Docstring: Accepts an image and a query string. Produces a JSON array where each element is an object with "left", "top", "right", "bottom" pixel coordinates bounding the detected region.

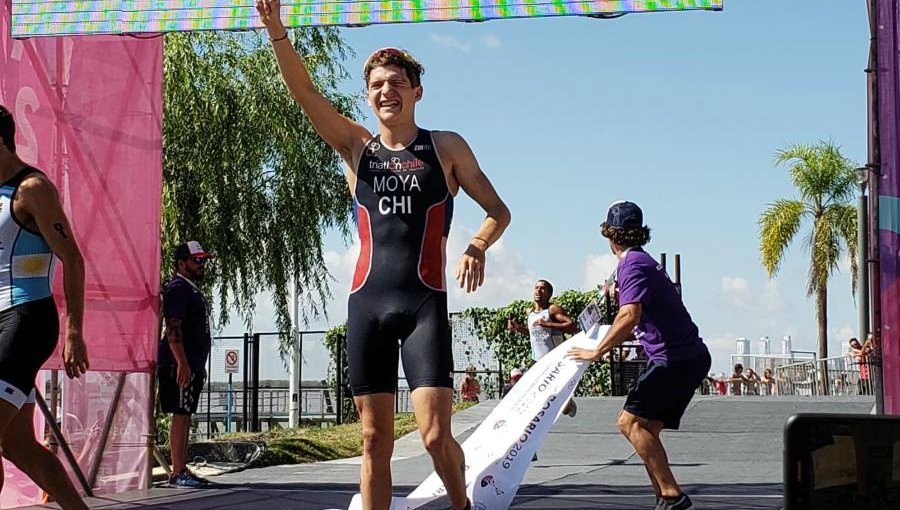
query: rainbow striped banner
[{"left": 11, "top": 1, "right": 722, "bottom": 37}]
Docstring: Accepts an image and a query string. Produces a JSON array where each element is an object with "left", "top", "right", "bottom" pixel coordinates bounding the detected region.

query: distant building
[{"left": 758, "top": 336, "right": 770, "bottom": 355}]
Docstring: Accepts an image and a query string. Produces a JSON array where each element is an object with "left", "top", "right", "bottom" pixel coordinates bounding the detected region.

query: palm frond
[
  {"left": 758, "top": 199, "right": 805, "bottom": 277},
  {"left": 817, "top": 140, "right": 859, "bottom": 206},
  {"left": 830, "top": 204, "right": 859, "bottom": 296},
  {"left": 775, "top": 143, "right": 819, "bottom": 202},
  {"left": 806, "top": 213, "right": 842, "bottom": 296}
]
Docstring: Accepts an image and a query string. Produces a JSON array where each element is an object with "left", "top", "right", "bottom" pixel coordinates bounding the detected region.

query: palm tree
[{"left": 758, "top": 141, "right": 858, "bottom": 373}]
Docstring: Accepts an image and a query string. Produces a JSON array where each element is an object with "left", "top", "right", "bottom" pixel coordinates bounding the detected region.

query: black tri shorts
[
  {"left": 623, "top": 349, "right": 712, "bottom": 430},
  {"left": 158, "top": 366, "right": 206, "bottom": 415},
  {"left": 0, "top": 297, "right": 59, "bottom": 409},
  {"left": 347, "top": 290, "right": 454, "bottom": 395}
]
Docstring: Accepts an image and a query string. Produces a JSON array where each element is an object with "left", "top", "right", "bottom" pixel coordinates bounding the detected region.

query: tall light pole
[
  {"left": 856, "top": 167, "right": 870, "bottom": 349},
  {"left": 856, "top": 165, "right": 883, "bottom": 412}
]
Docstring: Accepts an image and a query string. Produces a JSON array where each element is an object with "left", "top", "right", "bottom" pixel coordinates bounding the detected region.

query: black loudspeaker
[{"left": 784, "top": 413, "right": 900, "bottom": 510}]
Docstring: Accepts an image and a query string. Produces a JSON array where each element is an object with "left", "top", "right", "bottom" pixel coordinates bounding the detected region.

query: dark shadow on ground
[{"left": 40, "top": 482, "right": 783, "bottom": 510}]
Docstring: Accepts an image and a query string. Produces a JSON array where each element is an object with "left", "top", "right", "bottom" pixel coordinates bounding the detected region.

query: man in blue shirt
[
  {"left": 569, "top": 201, "right": 710, "bottom": 510},
  {"left": 158, "top": 241, "right": 212, "bottom": 488}
]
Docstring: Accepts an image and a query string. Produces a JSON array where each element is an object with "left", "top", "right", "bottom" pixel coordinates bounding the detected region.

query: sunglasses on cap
[{"left": 190, "top": 257, "right": 210, "bottom": 265}]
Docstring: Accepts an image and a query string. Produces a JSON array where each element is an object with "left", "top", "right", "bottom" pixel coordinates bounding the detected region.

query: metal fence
[
  {"left": 194, "top": 386, "right": 338, "bottom": 438},
  {"left": 775, "top": 355, "right": 876, "bottom": 397},
  {"left": 192, "top": 319, "right": 502, "bottom": 437}
]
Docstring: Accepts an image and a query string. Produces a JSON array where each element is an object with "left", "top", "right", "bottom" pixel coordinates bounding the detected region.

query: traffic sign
[{"left": 224, "top": 349, "right": 240, "bottom": 374}]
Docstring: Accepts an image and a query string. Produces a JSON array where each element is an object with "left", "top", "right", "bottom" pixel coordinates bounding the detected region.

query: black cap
[
  {"left": 174, "top": 240, "right": 211, "bottom": 261},
  {"left": 604, "top": 201, "right": 643, "bottom": 229}
]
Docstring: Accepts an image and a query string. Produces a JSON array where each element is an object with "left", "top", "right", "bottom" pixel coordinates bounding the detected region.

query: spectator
[
  {"left": 699, "top": 373, "right": 715, "bottom": 395},
  {"left": 158, "top": 241, "right": 213, "bottom": 488},
  {"left": 500, "top": 368, "right": 522, "bottom": 399},
  {"left": 743, "top": 368, "right": 761, "bottom": 395},
  {"left": 728, "top": 364, "right": 746, "bottom": 395},
  {"left": 459, "top": 366, "right": 481, "bottom": 404},
  {"left": 714, "top": 373, "right": 728, "bottom": 396},
  {"left": 847, "top": 337, "right": 872, "bottom": 395},
  {"left": 760, "top": 368, "right": 777, "bottom": 395}
]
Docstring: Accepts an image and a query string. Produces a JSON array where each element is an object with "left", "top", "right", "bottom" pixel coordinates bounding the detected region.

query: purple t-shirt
[{"left": 617, "top": 248, "right": 707, "bottom": 363}]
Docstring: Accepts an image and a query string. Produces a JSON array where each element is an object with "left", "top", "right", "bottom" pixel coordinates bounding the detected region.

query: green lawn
[{"left": 214, "top": 402, "right": 474, "bottom": 468}]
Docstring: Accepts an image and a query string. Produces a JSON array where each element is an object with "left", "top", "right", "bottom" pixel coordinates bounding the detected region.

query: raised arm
[
  {"left": 435, "top": 131, "right": 511, "bottom": 293},
  {"left": 256, "top": 0, "right": 370, "bottom": 161},
  {"left": 19, "top": 175, "right": 89, "bottom": 378}
]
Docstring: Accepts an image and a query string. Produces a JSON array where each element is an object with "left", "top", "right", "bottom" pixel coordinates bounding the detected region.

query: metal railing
[
  {"left": 773, "top": 354, "right": 875, "bottom": 396},
  {"left": 194, "top": 386, "right": 338, "bottom": 438}
]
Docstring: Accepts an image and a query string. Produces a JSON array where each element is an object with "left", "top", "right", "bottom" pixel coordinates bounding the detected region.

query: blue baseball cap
[{"left": 604, "top": 201, "right": 643, "bottom": 229}]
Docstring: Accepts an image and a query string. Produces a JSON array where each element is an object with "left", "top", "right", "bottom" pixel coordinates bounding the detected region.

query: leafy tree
[
  {"left": 462, "top": 288, "right": 612, "bottom": 397},
  {"left": 323, "top": 282, "right": 618, "bottom": 422},
  {"left": 162, "top": 28, "right": 360, "bottom": 357},
  {"left": 758, "top": 140, "right": 858, "bottom": 363},
  {"left": 323, "top": 324, "right": 357, "bottom": 422}
]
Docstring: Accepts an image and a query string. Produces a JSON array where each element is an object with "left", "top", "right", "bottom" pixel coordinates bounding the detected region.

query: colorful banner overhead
[{"left": 11, "top": 0, "right": 723, "bottom": 38}]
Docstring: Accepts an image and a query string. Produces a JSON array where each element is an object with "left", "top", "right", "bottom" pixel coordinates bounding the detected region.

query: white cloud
[
  {"left": 429, "top": 33, "right": 501, "bottom": 52},
  {"left": 582, "top": 253, "right": 618, "bottom": 290},
  {"left": 429, "top": 34, "right": 472, "bottom": 52},
  {"left": 446, "top": 224, "right": 536, "bottom": 311},
  {"left": 479, "top": 34, "right": 501, "bottom": 49},
  {"left": 720, "top": 276, "right": 785, "bottom": 313},
  {"left": 721, "top": 276, "right": 751, "bottom": 309}
]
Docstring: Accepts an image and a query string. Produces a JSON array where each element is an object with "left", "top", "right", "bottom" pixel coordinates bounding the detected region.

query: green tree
[
  {"left": 162, "top": 29, "right": 360, "bottom": 357},
  {"left": 462, "top": 286, "right": 615, "bottom": 397},
  {"left": 758, "top": 140, "right": 858, "bottom": 364}
]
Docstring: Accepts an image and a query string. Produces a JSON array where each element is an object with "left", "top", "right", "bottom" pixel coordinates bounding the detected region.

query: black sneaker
[
  {"left": 657, "top": 493, "right": 693, "bottom": 510},
  {"left": 184, "top": 468, "right": 210, "bottom": 485},
  {"left": 445, "top": 499, "right": 471, "bottom": 510}
]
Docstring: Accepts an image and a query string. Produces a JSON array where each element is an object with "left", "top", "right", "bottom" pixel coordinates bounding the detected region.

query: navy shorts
[
  {"left": 158, "top": 366, "right": 206, "bottom": 415},
  {"left": 0, "top": 298, "right": 59, "bottom": 409},
  {"left": 623, "top": 349, "right": 711, "bottom": 430},
  {"left": 347, "top": 291, "right": 454, "bottom": 395}
]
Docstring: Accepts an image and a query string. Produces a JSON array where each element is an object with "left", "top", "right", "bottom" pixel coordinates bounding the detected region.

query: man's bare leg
[
  {"left": 411, "top": 387, "right": 468, "bottom": 510},
  {"left": 1, "top": 402, "right": 88, "bottom": 510},
  {"left": 169, "top": 413, "right": 191, "bottom": 474},
  {"left": 355, "top": 393, "right": 396, "bottom": 510},
  {"left": 618, "top": 410, "right": 680, "bottom": 498}
]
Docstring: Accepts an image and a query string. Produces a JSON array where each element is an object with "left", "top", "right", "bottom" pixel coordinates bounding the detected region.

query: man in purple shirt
[{"left": 569, "top": 201, "right": 710, "bottom": 510}]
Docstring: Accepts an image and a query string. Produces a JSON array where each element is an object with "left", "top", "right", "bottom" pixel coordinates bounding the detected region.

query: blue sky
[{"left": 221, "top": 1, "right": 871, "bottom": 381}]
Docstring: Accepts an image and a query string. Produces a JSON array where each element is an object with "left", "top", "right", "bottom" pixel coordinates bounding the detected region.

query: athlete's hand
[
  {"left": 506, "top": 318, "right": 521, "bottom": 331},
  {"left": 456, "top": 243, "right": 486, "bottom": 293},
  {"left": 256, "top": 0, "right": 286, "bottom": 35},
  {"left": 567, "top": 346, "right": 602, "bottom": 363},
  {"left": 62, "top": 333, "right": 90, "bottom": 379},
  {"left": 176, "top": 363, "right": 193, "bottom": 388}
]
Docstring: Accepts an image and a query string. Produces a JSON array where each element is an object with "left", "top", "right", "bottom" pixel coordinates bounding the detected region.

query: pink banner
[
  {"left": 1, "top": 0, "right": 163, "bottom": 504},
  {"left": 1, "top": 1, "right": 163, "bottom": 373},
  {"left": 61, "top": 372, "right": 151, "bottom": 496}
]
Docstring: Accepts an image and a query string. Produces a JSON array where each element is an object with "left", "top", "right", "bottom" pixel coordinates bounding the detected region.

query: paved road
[{"left": 26, "top": 396, "right": 874, "bottom": 510}]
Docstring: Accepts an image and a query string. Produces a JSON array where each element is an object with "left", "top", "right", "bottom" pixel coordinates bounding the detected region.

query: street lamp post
[
  {"left": 856, "top": 167, "right": 869, "bottom": 351},
  {"left": 856, "top": 166, "right": 883, "bottom": 411}
]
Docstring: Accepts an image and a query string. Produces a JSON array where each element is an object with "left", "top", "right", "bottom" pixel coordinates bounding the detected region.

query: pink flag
[{"left": 2, "top": 0, "right": 163, "bottom": 503}]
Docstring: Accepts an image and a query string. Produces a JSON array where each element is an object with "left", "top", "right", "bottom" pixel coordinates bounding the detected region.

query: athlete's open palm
[
  {"left": 63, "top": 331, "right": 90, "bottom": 378},
  {"left": 255, "top": 0, "right": 283, "bottom": 27}
]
